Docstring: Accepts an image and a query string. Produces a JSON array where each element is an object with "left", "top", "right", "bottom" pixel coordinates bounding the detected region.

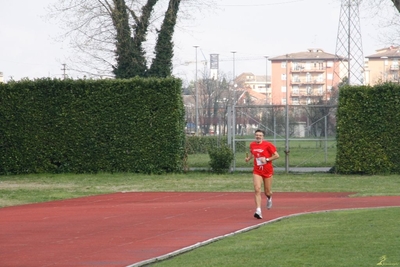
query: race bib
[{"left": 256, "top": 157, "right": 266, "bottom": 166}]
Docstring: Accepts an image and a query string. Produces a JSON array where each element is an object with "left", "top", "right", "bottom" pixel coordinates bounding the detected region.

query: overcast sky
[{"left": 0, "top": 0, "right": 398, "bottom": 82}]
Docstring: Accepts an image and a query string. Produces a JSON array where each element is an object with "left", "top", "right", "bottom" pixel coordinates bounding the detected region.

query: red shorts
[{"left": 253, "top": 165, "right": 273, "bottom": 179}]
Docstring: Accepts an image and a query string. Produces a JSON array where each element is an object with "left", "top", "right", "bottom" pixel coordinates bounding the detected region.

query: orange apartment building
[
  {"left": 364, "top": 46, "right": 400, "bottom": 85},
  {"left": 269, "top": 49, "right": 342, "bottom": 105}
]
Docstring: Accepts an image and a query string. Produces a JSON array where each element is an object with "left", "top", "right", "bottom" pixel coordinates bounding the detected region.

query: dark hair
[{"left": 255, "top": 129, "right": 265, "bottom": 135}]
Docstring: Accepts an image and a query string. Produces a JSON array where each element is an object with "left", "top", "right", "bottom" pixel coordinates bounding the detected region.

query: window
[
  {"left": 306, "top": 86, "right": 312, "bottom": 94},
  {"left": 292, "top": 86, "right": 299, "bottom": 94},
  {"left": 327, "top": 61, "right": 334, "bottom": 67},
  {"left": 282, "top": 98, "right": 287, "bottom": 105},
  {"left": 306, "top": 73, "right": 311, "bottom": 82},
  {"left": 392, "top": 59, "right": 399, "bottom": 70},
  {"left": 327, "top": 73, "right": 333, "bottom": 80},
  {"left": 281, "top": 62, "right": 287, "bottom": 68},
  {"left": 292, "top": 97, "right": 299, "bottom": 105},
  {"left": 281, "top": 86, "right": 287, "bottom": 92},
  {"left": 281, "top": 74, "right": 287, "bottom": 80},
  {"left": 318, "top": 86, "right": 323, "bottom": 94}
]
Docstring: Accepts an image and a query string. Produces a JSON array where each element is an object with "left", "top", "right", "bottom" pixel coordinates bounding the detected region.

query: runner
[{"left": 245, "top": 129, "right": 280, "bottom": 219}]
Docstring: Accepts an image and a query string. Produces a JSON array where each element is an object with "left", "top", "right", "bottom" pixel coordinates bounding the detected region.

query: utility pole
[
  {"left": 194, "top": 46, "right": 199, "bottom": 135},
  {"left": 334, "top": 0, "right": 364, "bottom": 85},
  {"left": 264, "top": 55, "right": 269, "bottom": 104},
  {"left": 61, "top": 64, "right": 67, "bottom": 79},
  {"left": 285, "top": 54, "right": 290, "bottom": 173}
]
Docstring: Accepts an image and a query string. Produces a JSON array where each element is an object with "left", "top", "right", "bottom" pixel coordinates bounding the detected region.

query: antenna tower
[{"left": 334, "top": 0, "right": 364, "bottom": 85}]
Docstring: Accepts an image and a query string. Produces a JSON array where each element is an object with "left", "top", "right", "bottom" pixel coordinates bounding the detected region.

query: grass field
[
  {"left": 188, "top": 139, "right": 337, "bottom": 168},
  {"left": 1, "top": 172, "right": 400, "bottom": 207},
  {"left": 1, "top": 171, "right": 399, "bottom": 266}
]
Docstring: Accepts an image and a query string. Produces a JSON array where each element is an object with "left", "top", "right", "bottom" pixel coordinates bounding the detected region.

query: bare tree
[{"left": 47, "top": 0, "right": 215, "bottom": 78}]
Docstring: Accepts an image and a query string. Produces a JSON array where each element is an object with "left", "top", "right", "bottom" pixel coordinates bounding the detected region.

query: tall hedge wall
[
  {"left": 0, "top": 77, "right": 185, "bottom": 174},
  {"left": 336, "top": 83, "right": 400, "bottom": 174}
]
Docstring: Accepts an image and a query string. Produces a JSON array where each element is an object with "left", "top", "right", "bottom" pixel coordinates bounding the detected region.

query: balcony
[
  {"left": 391, "top": 65, "right": 399, "bottom": 71},
  {"left": 291, "top": 90, "right": 300, "bottom": 96},
  {"left": 291, "top": 79, "right": 302, "bottom": 84},
  {"left": 291, "top": 66, "right": 326, "bottom": 73},
  {"left": 302, "top": 79, "right": 325, "bottom": 85}
]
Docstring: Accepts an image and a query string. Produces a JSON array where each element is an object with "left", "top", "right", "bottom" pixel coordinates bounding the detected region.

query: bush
[
  {"left": 208, "top": 145, "right": 234, "bottom": 174},
  {"left": 336, "top": 83, "right": 400, "bottom": 174},
  {"left": 0, "top": 78, "right": 185, "bottom": 175}
]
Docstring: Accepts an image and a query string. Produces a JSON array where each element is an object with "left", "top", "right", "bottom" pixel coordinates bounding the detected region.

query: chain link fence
[{"left": 185, "top": 105, "right": 337, "bottom": 171}]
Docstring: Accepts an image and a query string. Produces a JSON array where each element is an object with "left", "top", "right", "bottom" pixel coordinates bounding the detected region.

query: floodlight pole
[
  {"left": 285, "top": 55, "right": 290, "bottom": 173},
  {"left": 194, "top": 45, "right": 199, "bottom": 135}
]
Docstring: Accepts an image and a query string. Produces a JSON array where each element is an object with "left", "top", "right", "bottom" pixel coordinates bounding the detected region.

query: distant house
[
  {"left": 237, "top": 87, "right": 267, "bottom": 106},
  {"left": 235, "top": 72, "right": 270, "bottom": 96},
  {"left": 364, "top": 46, "right": 400, "bottom": 85}
]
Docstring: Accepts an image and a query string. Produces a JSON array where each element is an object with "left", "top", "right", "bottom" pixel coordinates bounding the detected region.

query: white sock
[{"left": 256, "top": 208, "right": 261, "bottom": 213}]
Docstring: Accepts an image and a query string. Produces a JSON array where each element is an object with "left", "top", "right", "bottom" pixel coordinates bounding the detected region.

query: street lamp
[
  {"left": 264, "top": 55, "right": 269, "bottom": 104},
  {"left": 285, "top": 54, "right": 290, "bottom": 173},
  {"left": 231, "top": 50, "right": 237, "bottom": 132},
  {"left": 194, "top": 45, "right": 199, "bottom": 135},
  {"left": 231, "top": 51, "right": 237, "bottom": 81}
]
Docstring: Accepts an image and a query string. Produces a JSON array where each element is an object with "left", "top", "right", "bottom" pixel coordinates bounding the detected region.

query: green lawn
[
  {"left": 1, "top": 172, "right": 400, "bottom": 207},
  {"left": 188, "top": 139, "right": 337, "bottom": 168},
  {"left": 153, "top": 208, "right": 400, "bottom": 267}
]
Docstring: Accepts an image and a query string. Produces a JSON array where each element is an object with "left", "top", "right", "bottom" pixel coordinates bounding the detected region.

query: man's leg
[
  {"left": 253, "top": 174, "right": 263, "bottom": 208},
  {"left": 264, "top": 176, "right": 273, "bottom": 209},
  {"left": 253, "top": 174, "right": 263, "bottom": 219},
  {"left": 263, "top": 176, "right": 273, "bottom": 198}
]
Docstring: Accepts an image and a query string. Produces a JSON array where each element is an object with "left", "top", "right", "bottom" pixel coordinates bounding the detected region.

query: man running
[{"left": 245, "top": 129, "right": 280, "bottom": 219}]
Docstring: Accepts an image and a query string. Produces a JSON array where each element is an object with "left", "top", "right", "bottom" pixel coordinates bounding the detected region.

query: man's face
[{"left": 255, "top": 132, "right": 263, "bottom": 143}]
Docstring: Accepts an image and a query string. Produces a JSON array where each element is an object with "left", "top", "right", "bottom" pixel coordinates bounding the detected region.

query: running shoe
[
  {"left": 267, "top": 197, "right": 272, "bottom": 209},
  {"left": 254, "top": 210, "right": 262, "bottom": 219}
]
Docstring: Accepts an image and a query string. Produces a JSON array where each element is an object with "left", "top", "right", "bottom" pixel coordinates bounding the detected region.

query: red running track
[{"left": 1, "top": 192, "right": 400, "bottom": 267}]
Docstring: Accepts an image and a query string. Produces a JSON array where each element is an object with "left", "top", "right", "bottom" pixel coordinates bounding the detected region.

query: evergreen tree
[
  {"left": 147, "top": 0, "right": 181, "bottom": 78},
  {"left": 111, "top": 0, "right": 136, "bottom": 79},
  {"left": 112, "top": 0, "right": 159, "bottom": 78}
]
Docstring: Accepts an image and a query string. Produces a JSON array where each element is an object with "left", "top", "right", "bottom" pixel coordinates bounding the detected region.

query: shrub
[{"left": 208, "top": 145, "right": 234, "bottom": 174}]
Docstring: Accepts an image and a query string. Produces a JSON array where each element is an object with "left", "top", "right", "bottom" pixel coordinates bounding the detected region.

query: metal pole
[
  {"left": 264, "top": 55, "right": 269, "bottom": 104},
  {"left": 347, "top": 0, "right": 351, "bottom": 85},
  {"left": 194, "top": 45, "right": 199, "bottom": 135},
  {"left": 265, "top": 55, "right": 269, "bottom": 134},
  {"left": 325, "top": 115, "right": 328, "bottom": 163},
  {"left": 231, "top": 51, "right": 237, "bottom": 170},
  {"left": 285, "top": 55, "right": 290, "bottom": 173}
]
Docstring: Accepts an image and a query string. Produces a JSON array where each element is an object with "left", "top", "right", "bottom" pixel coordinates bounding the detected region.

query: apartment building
[
  {"left": 364, "top": 46, "right": 400, "bottom": 85},
  {"left": 0, "top": 72, "right": 3, "bottom": 83},
  {"left": 269, "top": 49, "right": 341, "bottom": 105}
]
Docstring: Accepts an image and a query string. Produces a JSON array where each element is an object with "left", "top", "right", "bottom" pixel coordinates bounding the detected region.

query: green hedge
[
  {"left": 336, "top": 83, "right": 400, "bottom": 174},
  {"left": 0, "top": 77, "right": 185, "bottom": 174}
]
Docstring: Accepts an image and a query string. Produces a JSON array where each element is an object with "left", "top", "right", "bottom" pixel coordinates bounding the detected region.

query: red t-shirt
[{"left": 249, "top": 140, "right": 277, "bottom": 176}]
